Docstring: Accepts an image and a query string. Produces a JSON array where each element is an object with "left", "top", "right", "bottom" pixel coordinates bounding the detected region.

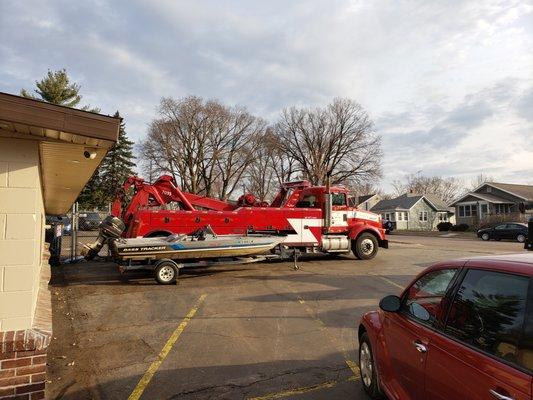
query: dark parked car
[
  {"left": 477, "top": 222, "right": 528, "bottom": 243},
  {"left": 45, "top": 215, "right": 72, "bottom": 235},
  {"left": 358, "top": 253, "right": 533, "bottom": 400},
  {"left": 79, "top": 212, "right": 102, "bottom": 230}
]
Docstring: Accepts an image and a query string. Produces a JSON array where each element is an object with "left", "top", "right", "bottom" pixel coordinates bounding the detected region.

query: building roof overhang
[
  {"left": 0, "top": 92, "right": 120, "bottom": 215},
  {"left": 449, "top": 192, "right": 514, "bottom": 206}
]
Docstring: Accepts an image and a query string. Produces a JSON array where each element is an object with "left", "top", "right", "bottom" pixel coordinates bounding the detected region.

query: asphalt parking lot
[{"left": 46, "top": 235, "right": 525, "bottom": 400}]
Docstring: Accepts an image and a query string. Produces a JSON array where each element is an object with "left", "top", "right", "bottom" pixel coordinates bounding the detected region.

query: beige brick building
[{"left": 0, "top": 92, "right": 119, "bottom": 398}]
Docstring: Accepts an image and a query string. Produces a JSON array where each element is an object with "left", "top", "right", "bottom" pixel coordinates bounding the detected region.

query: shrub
[
  {"left": 437, "top": 222, "right": 453, "bottom": 231},
  {"left": 450, "top": 223, "right": 469, "bottom": 232}
]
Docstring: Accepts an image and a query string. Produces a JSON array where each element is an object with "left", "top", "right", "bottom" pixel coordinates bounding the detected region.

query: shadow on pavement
[{"left": 48, "top": 352, "right": 365, "bottom": 400}]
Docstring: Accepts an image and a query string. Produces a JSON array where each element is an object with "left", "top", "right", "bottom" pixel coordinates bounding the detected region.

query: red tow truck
[{"left": 111, "top": 175, "right": 388, "bottom": 260}]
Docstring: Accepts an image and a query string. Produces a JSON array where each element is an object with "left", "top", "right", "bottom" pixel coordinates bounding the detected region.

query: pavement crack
[{"left": 166, "top": 364, "right": 351, "bottom": 399}]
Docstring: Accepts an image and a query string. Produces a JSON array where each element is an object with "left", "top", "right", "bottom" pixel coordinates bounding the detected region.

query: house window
[
  {"left": 438, "top": 213, "right": 448, "bottom": 222},
  {"left": 459, "top": 204, "right": 479, "bottom": 217},
  {"left": 397, "top": 212, "right": 403, "bottom": 221},
  {"left": 404, "top": 212, "right": 409, "bottom": 221},
  {"left": 481, "top": 204, "right": 488, "bottom": 214},
  {"left": 495, "top": 204, "right": 511, "bottom": 214},
  {"left": 419, "top": 211, "right": 428, "bottom": 222}
]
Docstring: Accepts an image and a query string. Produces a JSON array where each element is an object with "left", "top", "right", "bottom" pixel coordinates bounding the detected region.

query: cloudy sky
[{"left": 1, "top": 0, "right": 532, "bottom": 191}]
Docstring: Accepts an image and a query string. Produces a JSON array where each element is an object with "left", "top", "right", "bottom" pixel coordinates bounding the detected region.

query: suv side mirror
[{"left": 379, "top": 295, "right": 401, "bottom": 312}]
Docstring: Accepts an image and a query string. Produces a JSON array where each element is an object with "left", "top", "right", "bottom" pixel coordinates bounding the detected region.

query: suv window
[
  {"left": 508, "top": 224, "right": 523, "bottom": 230},
  {"left": 402, "top": 269, "right": 458, "bottom": 327},
  {"left": 445, "top": 270, "right": 529, "bottom": 367},
  {"left": 518, "top": 287, "right": 533, "bottom": 372}
]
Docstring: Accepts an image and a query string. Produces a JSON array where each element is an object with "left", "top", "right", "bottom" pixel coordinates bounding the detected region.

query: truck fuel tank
[{"left": 321, "top": 235, "right": 350, "bottom": 252}]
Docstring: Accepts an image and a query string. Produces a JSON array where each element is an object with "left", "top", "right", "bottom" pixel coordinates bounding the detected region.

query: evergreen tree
[
  {"left": 76, "top": 169, "right": 104, "bottom": 210},
  {"left": 99, "top": 112, "right": 136, "bottom": 203},
  {"left": 21, "top": 69, "right": 99, "bottom": 112},
  {"left": 77, "top": 112, "right": 135, "bottom": 209}
]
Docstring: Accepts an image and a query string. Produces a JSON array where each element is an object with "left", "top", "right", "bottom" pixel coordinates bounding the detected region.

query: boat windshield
[{"left": 165, "top": 234, "right": 187, "bottom": 242}]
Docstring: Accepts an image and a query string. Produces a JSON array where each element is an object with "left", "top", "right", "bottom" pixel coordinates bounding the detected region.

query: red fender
[{"left": 348, "top": 225, "right": 386, "bottom": 242}]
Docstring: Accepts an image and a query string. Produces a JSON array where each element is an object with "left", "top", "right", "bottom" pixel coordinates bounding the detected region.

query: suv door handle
[
  {"left": 412, "top": 340, "right": 427, "bottom": 353},
  {"left": 489, "top": 389, "right": 514, "bottom": 400}
]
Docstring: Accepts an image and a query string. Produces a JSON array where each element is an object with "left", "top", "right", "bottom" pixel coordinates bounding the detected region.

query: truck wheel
[
  {"left": 154, "top": 261, "right": 178, "bottom": 284},
  {"left": 353, "top": 233, "right": 378, "bottom": 260}
]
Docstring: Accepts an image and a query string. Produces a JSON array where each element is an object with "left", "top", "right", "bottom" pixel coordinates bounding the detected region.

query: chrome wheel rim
[
  {"left": 158, "top": 266, "right": 175, "bottom": 282},
  {"left": 482, "top": 233, "right": 489, "bottom": 241},
  {"left": 517, "top": 234, "right": 525, "bottom": 243},
  {"left": 360, "top": 239, "right": 374, "bottom": 255},
  {"left": 360, "top": 342, "right": 373, "bottom": 387}
]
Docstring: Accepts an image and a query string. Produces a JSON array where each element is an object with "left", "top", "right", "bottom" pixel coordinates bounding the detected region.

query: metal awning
[{"left": 0, "top": 92, "right": 120, "bottom": 215}]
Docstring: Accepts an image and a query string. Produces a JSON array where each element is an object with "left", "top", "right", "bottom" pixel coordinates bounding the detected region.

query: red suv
[{"left": 358, "top": 253, "right": 533, "bottom": 400}]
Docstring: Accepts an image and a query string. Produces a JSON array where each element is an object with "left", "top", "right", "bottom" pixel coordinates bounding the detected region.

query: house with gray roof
[
  {"left": 450, "top": 182, "right": 533, "bottom": 227},
  {"left": 371, "top": 193, "right": 453, "bottom": 231},
  {"left": 355, "top": 194, "right": 382, "bottom": 211}
]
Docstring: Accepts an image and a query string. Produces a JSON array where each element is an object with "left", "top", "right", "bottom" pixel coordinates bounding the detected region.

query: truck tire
[
  {"left": 154, "top": 260, "right": 178, "bottom": 284},
  {"left": 353, "top": 233, "right": 378, "bottom": 260}
]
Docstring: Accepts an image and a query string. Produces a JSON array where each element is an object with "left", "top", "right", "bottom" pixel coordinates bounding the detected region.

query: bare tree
[
  {"left": 392, "top": 174, "right": 462, "bottom": 204},
  {"left": 350, "top": 182, "right": 385, "bottom": 198},
  {"left": 212, "top": 106, "right": 265, "bottom": 200},
  {"left": 139, "top": 96, "right": 264, "bottom": 200},
  {"left": 245, "top": 128, "right": 299, "bottom": 201},
  {"left": 275, "top": 98, "right": 382, "bottom": 186},
  {"left": 468, "top": 173, "right": 495, "bottom": 191}
]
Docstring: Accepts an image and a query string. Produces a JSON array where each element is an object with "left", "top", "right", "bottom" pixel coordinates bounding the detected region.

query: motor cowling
[{"left": 83, "top": 216, "right": 126, "bottom": 260}]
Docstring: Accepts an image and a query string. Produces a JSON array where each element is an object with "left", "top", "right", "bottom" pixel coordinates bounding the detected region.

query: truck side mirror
[{"left": 379, "top": 295, "right": 401, "bottom": 312}]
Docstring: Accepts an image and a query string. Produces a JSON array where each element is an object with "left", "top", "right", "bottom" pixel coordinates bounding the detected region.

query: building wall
[
  {"left": 359, "top": 195, "right": 381, "bottom": 211},
  {"left": 408, "top": 199, "right": 450, "bottom": 231},
  {"left": 0, "top": 137, "right": 44, "bottom": 331}
]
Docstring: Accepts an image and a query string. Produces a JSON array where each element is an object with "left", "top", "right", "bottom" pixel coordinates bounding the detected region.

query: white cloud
[{"left": 0, "top": 0, "right": 532, "bottom": 190}]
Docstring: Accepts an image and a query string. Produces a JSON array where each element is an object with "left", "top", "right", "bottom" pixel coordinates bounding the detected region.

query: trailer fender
[{"left": 349, "top": 226, "right": 388, "bottom": 249}]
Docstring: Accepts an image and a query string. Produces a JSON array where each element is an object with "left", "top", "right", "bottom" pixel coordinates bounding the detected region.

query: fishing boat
[
  {"left": 83, "top": 216, "right": 286, "bottom": 284},
  {"left": 109, "top": 230, "right": 285, "bottom": 261}
]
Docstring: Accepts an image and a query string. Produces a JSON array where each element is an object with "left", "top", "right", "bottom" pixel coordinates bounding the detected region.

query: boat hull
[{"left": 110, "top": 234, "right": 284, "bottom": 261}]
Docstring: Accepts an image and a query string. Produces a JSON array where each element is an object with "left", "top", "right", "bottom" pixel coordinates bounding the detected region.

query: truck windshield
[
  {"left": 331, "top": 193, "right": 346, "bottom": 206},
  {"left": 296, "top": 195, "right": 317, "bottom": 208}
]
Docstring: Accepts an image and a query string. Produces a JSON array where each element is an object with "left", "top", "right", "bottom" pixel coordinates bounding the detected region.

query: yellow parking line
[
  {"left": 376, "top": 275, "right": 404, "bottom": 290},
  {"left": 247, "top": 375, "right": 358, "bottom": 400},
  {"left": 128, "top": 294, "right": 207, "bottom": 400}
]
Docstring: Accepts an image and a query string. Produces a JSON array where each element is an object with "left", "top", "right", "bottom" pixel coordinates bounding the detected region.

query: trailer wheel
[
  {"left": 154, "top": 260, "right": 178, "bottom": 284},
  {"left": 353, "top": 233, "right": 378, "bottom": 260}
]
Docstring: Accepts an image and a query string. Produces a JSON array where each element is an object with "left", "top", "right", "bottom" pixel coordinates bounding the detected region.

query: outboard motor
[
  {"left": 83, "top": 216, "right": 126, "bottom": 260},
  {"left": 526, "top": 217, "right": 533, "bottom": 251}
]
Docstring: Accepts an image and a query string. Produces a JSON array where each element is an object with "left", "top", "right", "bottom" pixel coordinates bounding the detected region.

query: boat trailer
[{"left": 83, "top": 216, "right": 288, "bottom": 284}]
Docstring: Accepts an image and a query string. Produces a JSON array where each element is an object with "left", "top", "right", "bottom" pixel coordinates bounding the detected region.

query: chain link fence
[{"left": 50, "top": 203, "right": 112, "bottom": 262}]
